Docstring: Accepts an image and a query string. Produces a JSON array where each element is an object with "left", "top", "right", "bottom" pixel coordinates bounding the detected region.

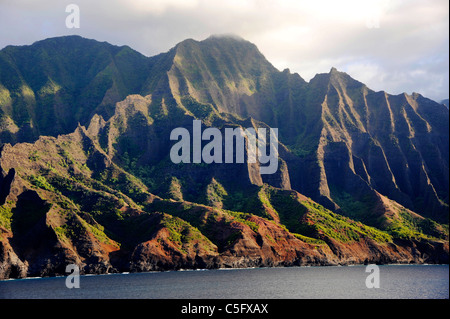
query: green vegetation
[
  {"left": 28, "top": 150, "right": 40, "bottom": 162},
  {"left": 330, "top": 187, "right": 448, "bottom": 241},
  {"left": 161, "top": 214, "right": 196, "bottom": 245},
  {"left": 205, "top": 178, "right": 227, "bottom": 207},
  {"left": 161, "top": 214, "right": 185, "bottom": 245},
  {"left": 181, "top": 96, "right": 219, "bottom": 124},
  {"left": 54, "top": 214, "right": 119, "bottom": 248},
  {"left": 0, "top": 205, "right": 12, "bottom": 230},
  {"left": 329, "top": 187, "right": 380, "bottom": 226},
  {"left": 146, "top": 200, "right": 257, "bottom": 251},
  {"left": 53, "top": 225, "right": 70, "bottom": 243},
  {"left": 290, "top": 148, "right": 313, "bottom": 158},
  {"left": 95, "top": 166, "right": 149, "bottom": 204},
  {"left": 28, "top": 175, "right": 56, "bottom": 192},
  {"left": 225, "top": 210, "right": 259, "bottom": 233},
  {"left": 237, "top": 186, "right": 277, "bottom": 220},
  {"left": 224, "top": 190, "right": 247, "bottom": 212},
  {"left": 265, "top": 188, "right": 309, "bottom": 234},
  {"left": 168, "top": 177, "right": 184, "bottom": 201},
  {"left": 301, "top": 200, "right": 392, "bottom": 243},
  {"left": 160, "top": 213, "right": 216, "bottom": 253},
  {"left": 386, "top": 208, "right": 448, "bottom": 240},
  {"left": 263, "top": 186, "right": 392, "bottom": 243},
  {"left": 293, "top": 233, "right": 326, "bottom": 245}
]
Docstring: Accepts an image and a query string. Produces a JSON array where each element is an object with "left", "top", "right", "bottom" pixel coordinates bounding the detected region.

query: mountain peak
[
  {"left": 175, "top": 34, "right": 260, "bottom": 54},
  {"left": 325, "top": 67, "right": 366, "bottom": 89},
  {"left": 172, "top": 34, "right": 275, "bottom": 73},
  {"left": 328, "top": 67, "right": 350, "bottom": 79},
  {"left": 310, "top": 66, "right": 359, "bottom": 87},
  {"left": 168, "top": 34, "right": 278, "bottom": 115},
  {"left": 206, "top": 33, "right": 246, "bottom": 42},
  {"left": 31, "top": 35, "right": 111, "bottom": 49}
]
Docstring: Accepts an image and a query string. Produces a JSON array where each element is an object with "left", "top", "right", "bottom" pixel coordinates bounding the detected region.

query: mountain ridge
[{"left": 0, "top": 35, "right": 448, "bottom": 279}]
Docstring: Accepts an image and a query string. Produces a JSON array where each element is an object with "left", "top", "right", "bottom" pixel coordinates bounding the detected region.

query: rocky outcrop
[{"left": 0, "top": 191, "right": 447, "bottom": 279}]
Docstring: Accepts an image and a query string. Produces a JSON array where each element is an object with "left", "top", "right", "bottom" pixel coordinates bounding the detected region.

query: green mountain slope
[
  {"left": 0, "top": 36, "right": 151, "bottom": 142},
  {"left": 0, "top": 35, "right": 448, "bottom": 278}
]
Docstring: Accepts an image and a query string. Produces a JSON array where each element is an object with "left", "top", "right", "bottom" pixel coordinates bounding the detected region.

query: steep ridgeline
[
  {"left": 0, "top": 35, "right": 448, "bottom": 278},
  {"left": 0, "top": 36, "right": 152, "bottom": 142},
  {"left": 0, "top": 101, "right": 447, "bottom": 278},
  {"left": 162, "top": 37, "right": 449, "bottom": 225}
]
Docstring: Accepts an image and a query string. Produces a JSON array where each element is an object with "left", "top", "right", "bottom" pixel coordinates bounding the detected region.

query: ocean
[{"left": 0, "top": 264, "right": 448, "bottom": 299}]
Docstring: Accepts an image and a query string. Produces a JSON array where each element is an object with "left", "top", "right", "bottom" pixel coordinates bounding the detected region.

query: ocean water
[{"left": 0, "top": 265, "right": 448, "bottom": 299}]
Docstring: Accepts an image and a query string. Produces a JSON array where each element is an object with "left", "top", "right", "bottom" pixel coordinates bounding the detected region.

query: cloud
[
  {"left": 0, "top": 0, "right": 448, "bottom": 101},
  {"left": 121, "top": 0, "right": 200, "bottom": 15}
]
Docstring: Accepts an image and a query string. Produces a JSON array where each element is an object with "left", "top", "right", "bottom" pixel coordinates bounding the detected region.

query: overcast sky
[{"left": 0, "top": 0, "right": 448, "bottom": 102}]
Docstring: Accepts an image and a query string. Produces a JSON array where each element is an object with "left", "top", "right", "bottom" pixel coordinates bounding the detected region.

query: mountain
[
  {"left": 0, "top": 36, "right": 448, "bottom": 279},
  {"left": 0, "top": 36, "right": 151, "bottom": 143},
  {"left": 441, "top": 99, "right": 449, "bottom": 109}
]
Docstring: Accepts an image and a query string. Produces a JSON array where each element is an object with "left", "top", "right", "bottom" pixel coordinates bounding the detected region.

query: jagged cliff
[{"left": 0, "top": 36, "right": 448, "bottom": 279}]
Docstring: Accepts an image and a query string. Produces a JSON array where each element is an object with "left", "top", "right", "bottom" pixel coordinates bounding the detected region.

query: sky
[{"left": 0, "top": 0, "right": 448, "bottom": 102}]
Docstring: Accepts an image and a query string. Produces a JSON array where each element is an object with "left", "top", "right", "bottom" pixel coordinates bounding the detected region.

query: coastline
[{"left": 1, "top": 258, "right": 449, "bottom": 281}]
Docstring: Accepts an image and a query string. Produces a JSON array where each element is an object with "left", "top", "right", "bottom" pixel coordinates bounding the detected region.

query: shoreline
[{"left": 2, "top": 261, "right": 448, "bottom": 282}]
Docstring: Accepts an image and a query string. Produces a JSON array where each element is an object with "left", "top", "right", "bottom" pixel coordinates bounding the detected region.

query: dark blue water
[{"left": 0, "top": 265, "right": 448, "bottom": 299}]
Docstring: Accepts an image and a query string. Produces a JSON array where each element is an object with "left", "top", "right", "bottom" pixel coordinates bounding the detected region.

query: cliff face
[
  {"left": 164, "top": 40, "right": 449, "bottom": 224},
  {"left": 0, "top": 36, "right": 448, "bottom": 279}
]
